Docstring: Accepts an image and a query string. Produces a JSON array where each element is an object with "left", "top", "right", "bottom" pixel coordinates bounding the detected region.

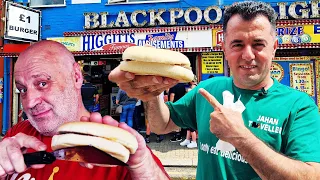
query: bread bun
[
  {"left": 51, "top": 122, "right": 138, "bottom": 163},
  {"left": 120, "top": 46, "right": 194, "bottom": 82},
  {"left": 52, "top": 133, "right": 130, "bottom": 163}
]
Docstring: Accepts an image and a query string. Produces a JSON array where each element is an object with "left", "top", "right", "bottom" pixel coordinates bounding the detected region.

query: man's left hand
[
  {"left": 199, "top": 88, "right": 249, "bottom": 144},
  {"left": 79, "top": 113, "right": 148, "bottom": 168}
]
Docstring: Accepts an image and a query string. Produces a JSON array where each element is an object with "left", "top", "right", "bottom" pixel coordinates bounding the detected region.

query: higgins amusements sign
[{"left": 84, "top": 1, "right": 320, "bottom": 29}]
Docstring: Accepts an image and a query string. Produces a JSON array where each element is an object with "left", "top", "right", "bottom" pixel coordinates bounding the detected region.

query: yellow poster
[
  {"left": 47, "top": 37, "right": 81, "bottom": 51},
  {"left": 270, "top": 62, "right": 284, "bottom": 81},
  {"left": 201, "top": 52, "right": 224, "bottom": 74},
  {"left": 290, "top": 63, "right": 314, "bottom": 96},
  {"left": 212, "top": 29, "right": 223, "bottom": 47},
  {"left": 313, "top": 57, "right": 320, "bottom": 109}
]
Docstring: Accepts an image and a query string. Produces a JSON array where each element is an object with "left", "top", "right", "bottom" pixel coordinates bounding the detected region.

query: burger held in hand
[
  {"left": 120, "top": 46, "right": 194, "bottom": 82},
  {"left": 51, "top": 122, "right": 138, "bottom": 165}
]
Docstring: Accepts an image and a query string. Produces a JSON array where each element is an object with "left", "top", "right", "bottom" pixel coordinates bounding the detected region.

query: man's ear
[
  {"left": 221, "top": 40, "right": 225, "bottom": 51},
  {"left": 73, "top": 62, "right": 83, "bottom": 89},
  {"left": 273, "top": 38, "right": 278, "bottom": 57},
  {"left": 221, "top": 41, "right": 228, "bottom": 63}
]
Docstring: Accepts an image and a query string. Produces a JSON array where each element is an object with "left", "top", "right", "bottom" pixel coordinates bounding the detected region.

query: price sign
[
  {"left": 5, "top": 2, "right": 41, "bottom": 42},
  {"left": 290, "top": 63, "right": 314, "bottom": 96}
]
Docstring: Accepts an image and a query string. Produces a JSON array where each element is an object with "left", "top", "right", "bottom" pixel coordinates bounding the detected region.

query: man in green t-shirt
[{"left": 109, "top": 1, "right": 320, "bottom": 179}]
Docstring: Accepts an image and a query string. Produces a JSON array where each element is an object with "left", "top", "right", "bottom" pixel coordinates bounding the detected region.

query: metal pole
[{"left": 2, "top": 57, "right": 10, "bottom": 135}]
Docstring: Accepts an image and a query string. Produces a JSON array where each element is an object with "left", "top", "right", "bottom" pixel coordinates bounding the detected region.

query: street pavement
[{"left": 146, "top": 133, "right": 198, "bottom": 179}]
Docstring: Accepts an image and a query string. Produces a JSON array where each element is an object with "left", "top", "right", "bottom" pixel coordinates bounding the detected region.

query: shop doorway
[{"left": 77, "top": 57, "right": 121, "bottom": 117}]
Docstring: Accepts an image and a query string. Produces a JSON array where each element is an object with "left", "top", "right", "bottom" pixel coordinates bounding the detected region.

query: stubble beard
[
  {"left": 30, "top": 87, "right": 80, "bottom": 136},
  {"left": 235, "top": 67, "right": 270, "bottom": 89}
]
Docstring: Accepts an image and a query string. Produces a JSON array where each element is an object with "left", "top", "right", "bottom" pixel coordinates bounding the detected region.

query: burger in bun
[
  {"left": 51, "top": 122, "right": 138, "bottom": 165},
  {"left": 120, "top": 46, "right": 194, "bottom": 82}
]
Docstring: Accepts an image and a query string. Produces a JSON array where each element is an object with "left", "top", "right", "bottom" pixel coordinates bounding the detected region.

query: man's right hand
[
  {"left": 108, "top": 66, "right": 178, "bottom": 102},
  {"left": 0, "top": 133, "right": 47, "bottom": 179}
]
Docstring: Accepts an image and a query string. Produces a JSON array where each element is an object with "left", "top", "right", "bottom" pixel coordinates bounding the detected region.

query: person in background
[
  {"left": 133, "top": 99, "right": 143, "bottom": 132},
  {"left": 81, "top": 75, "right": 99, "bottom": 112},
  {"left": 116, "top": 89, "right": 137, "bottom": 128},
  {"left": 169, "top": 83, "right": 186, "bottom": 142},
  {"left": 180, "top": 79, "right": 198, "bottom": 148},
  {"left": 0, "top": 40, "right": 169, "bottom": 180}
]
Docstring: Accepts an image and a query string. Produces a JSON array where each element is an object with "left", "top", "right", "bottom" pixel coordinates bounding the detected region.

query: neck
[
  {"left": 235, "top": 77, "right": 274, "bottom": 91},
  {"left": 77, "top": 93, "right": 91, "bottom": 120}
]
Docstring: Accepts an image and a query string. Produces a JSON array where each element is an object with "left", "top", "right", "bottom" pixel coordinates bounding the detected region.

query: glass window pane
[{"left": 31, "top": 0, "right": 64, "bottom": 6}]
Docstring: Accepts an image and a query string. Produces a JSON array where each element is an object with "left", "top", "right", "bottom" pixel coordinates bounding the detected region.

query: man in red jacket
[{"left": 0, "top": 40, "right": 169, "bottom": 180}]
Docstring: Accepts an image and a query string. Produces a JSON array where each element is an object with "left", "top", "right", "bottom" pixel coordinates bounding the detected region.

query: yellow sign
[
  {"left": 277, "top": 25, "right": 320, "bottom": 44},
  {"left": 47, "top": 37, "right": 81, "bottom": 51},
  {"left": 201, "top": 52, "right": 224, "bottom": 74},
  {"left": 290, "top": 63, "right": 314, "bottom": 96},
  {"left": 270, "top": 62, "right": 284, "bottom": 81},
  {"left": 212, "top": 29, "right": 223, "bottom": 47},
  {"left": 313, "top": 57, "right": 320, "bottom": 109},
  {"left": 273, "top": 56, "right": 310, "bottom": 61}
]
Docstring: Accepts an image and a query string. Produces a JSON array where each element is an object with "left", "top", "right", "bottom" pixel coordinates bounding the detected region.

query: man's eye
[
  {"left": 39, "top": 82, "right": 47, "bottom": 87},
  {"left": 254, "top": 43, "right": 265, "bottom": 47},
  {"left": 232, "top": 44, "right": 243, "bottom": 47},
  {"left": 19, "top": 88, "right": 27, "bottom": 93}
]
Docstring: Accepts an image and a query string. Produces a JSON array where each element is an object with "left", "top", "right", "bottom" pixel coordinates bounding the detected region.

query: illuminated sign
[
  {"left": 84, "top": 1, "right": 320, "bottom": 29},
  {"left": 80, "top": 30, "right": 212, "bottom": 51},
  {"left": 137, "top": 32, "right": 184, "bottom": 48}
]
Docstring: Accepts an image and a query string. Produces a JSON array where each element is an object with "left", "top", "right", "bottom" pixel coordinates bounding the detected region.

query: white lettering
[
  {"left": 200, "top": 142, "right": 209, "bottom": 154},
  {"left": 84, "top": 2, "right": 320, "bottom": 29}
]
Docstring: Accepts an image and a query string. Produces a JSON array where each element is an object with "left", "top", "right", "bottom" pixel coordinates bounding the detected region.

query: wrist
[{"left": 232, "top": 129, "right": 257, "bottom": 149}]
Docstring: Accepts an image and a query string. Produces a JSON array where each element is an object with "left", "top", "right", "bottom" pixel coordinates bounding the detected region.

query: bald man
[{"left": 0, "top": 40, "right": 169, "bottom": 180}]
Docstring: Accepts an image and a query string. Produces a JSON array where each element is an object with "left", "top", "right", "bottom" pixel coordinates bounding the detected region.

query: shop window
[
  {"left": 108, "top": 0, "right": 178, "bottom": 5},
  {"left": 30, "top": 0, "right": 66, "bottom": 7}
]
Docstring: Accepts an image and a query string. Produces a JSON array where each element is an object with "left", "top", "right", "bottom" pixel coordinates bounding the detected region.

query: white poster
[
  {"left": 5, "top": 2, "right": 40, "bottom": 42},
  {"left": 72, "top": 0, "right": 101, "bottom": 4}
]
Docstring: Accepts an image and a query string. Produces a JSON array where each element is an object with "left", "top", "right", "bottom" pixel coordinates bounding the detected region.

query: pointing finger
[{"left": 199, "top": 88, "right": 222, "bottom": 110}]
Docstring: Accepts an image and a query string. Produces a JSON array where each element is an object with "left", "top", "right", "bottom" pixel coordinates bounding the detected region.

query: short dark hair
[
  {"left": 84, "top": 75, "right": 91, "bottom": 82},
  {"left": 223, "top": 1, "right": 277, "bottom": 34}
]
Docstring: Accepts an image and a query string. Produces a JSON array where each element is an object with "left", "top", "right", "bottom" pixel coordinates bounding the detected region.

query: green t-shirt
[{"left": 167, "top": 76, "right": 320, "bottom": 180}]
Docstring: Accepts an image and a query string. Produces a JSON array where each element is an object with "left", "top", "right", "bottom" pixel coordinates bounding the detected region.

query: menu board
[
  {"left": 290, "top": 63, "right": 314, "bottom": 96},
  {"left": 201, "top": 52, "right": 224, "bottom": 74}
]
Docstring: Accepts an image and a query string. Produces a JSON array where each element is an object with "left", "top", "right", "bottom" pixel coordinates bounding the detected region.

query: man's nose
[
  {"left": 242, "top": 46, "right": 255, "bottom": 61},
  {"left": 24, "top": 89, "right": 42, "bottom": 109}
]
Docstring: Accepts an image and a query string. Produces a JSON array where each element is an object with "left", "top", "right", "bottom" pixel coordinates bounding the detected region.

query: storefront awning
[
  {"left": 0, "top": 47, "right": 221, "bottom": 57},
  {"left": 63, "top": 25, "right": 220, "bottom": 37}
]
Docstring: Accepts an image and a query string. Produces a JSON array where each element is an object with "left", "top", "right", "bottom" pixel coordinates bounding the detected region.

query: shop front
[{"left": 48, "top": 25, "right": 213, "bottom": 116}]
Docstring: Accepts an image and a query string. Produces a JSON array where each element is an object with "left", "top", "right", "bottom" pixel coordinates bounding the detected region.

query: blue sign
[{"left": 137, "top": 32, "right": 184, "bottom": 49}]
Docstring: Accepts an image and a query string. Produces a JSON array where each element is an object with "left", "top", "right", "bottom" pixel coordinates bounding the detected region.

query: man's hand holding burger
[
  {"left": 108, "top": 46, "right": 194, "bottom": 102},
  {"left": 80, "top": 113, "right": 169, "bottom": 179},
  {"left": 109, "top": 66, "right": 178, "bottom": 102}
]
